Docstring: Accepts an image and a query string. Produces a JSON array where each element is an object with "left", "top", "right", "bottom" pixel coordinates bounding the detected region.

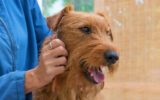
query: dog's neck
[
  {"left": 50, "top": 56, "right": 104, "bottom": 100},
  {"left": 51, "top": 72, "right": 104, "bottom": 100}
]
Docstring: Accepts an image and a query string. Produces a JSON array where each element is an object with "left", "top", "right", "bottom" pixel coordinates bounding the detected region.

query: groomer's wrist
[{"left": 25, "top": 67, "right": 43, "bottom": 94}]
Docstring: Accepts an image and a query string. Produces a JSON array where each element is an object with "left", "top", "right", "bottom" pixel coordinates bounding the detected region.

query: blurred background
[
  {"left": 37, "top": 0, "right": 94, "bottom": 17},
  {"left": 37, "top": 0, "right": 160, "bottom": 100}
]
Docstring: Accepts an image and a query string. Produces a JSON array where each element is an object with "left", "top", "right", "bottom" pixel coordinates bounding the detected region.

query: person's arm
[
  {"left": 25, "top": 0, "right": 68, "bottom": 95},
  {"left": 0, "top": 1, "right": 44, "bottom": 100},
  {"left": 0, "top": 0, "right": 67, "bottom": 100},
  {"left": 0, "top": 71, "right": 26, "bottom": 100},
  {"left": 0, "top": 39, "right": 67, "bottom": 100}
]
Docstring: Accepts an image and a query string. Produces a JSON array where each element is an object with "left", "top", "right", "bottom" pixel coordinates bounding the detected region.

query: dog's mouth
[
  {"left": 81, "top": 62, "right": 105, "bottom": 84},
  {"left": 85, "top": 67, "right": 105, "bottom": 84}
]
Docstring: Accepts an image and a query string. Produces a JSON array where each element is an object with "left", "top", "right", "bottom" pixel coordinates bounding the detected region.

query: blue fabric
[{"left": 0, "top": 0, "right": 52, "bottom": 100}]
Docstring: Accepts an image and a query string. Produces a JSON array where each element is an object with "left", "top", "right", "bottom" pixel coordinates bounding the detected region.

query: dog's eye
[{"left": 80, "top": 27, "right": 91, "bottom": 34}]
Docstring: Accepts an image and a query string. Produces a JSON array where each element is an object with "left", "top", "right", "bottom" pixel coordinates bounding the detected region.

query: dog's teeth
[{"left": 101, "top": 67, "right": 106, "bottom": 73}]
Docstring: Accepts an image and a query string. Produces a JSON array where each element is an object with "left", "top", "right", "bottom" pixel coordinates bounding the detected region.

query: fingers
[
  {"left": 46, "top": 66, "right": 66, "bottom": 78},
  {"left": 53, "top": 46, "right": 68, "bottom": 57},
  {"left": 54, "top": 57, "right": 67, "bottom": 66},
  {"left": 52, "top": 66, "right": 66, "bottom": 75},
  {"left": 51, "top": 39, "right": 65, "bottom": 48},
  {"left": 47, "top": 57, "right": 67, "bottom": 66},
  {"left": 34, "top": 36, "right": 68, "bottom": 88},
  {"left": 44, "top": 46, "right": 68, "bottom": 60},
  {"left": 42, "top": 39, "right": 65, "bottom": 52},
  {"left": 38, "top": 36, "right": 67, "bottom": 82},
  {"left": 40, "top": 37, "right": 68, "bottom": 66}
]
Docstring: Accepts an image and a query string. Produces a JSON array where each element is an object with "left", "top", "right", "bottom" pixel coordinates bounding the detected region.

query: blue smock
[{"left": 0, "top": 0, "right": 52, "bottom": 100}]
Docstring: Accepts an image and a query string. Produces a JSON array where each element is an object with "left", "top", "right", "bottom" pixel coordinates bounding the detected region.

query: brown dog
[{"left": 34, "top": 6, "right": 119, "bottom": 100}]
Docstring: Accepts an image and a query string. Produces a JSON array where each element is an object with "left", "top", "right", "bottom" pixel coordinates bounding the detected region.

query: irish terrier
[{"left": 34, "top": 6, "right": 119, "bottom": 100}]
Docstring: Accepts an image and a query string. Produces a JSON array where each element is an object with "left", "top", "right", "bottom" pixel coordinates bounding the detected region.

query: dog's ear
[
  {"left": 46, "top": 5, "right": 74, "bottom": 31},
  {"left": 61, "top": 5, "right": 74, "bottom": 15}
]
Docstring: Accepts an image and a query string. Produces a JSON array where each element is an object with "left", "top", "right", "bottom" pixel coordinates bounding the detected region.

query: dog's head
[{"left": 47, "top": 6, "right": 119, "bottom": 85}]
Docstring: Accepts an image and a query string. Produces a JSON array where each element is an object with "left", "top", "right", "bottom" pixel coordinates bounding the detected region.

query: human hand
[{"left": 25, "top": 35, "right": 68, "bottom": 94}]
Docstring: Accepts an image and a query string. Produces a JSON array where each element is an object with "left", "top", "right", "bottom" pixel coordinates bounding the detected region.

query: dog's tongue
[{"left": 90, "top": 68, "right": 104, "bottom": 83}]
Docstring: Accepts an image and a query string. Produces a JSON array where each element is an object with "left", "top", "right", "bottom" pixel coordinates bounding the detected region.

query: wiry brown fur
[{"left": 34, "top": 6, "right": 119, "bottom": 100}]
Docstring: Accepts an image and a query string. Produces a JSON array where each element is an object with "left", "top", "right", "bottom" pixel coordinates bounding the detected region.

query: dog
[{"left": 34, "top": 6, "right": 119, "bottom": 100}]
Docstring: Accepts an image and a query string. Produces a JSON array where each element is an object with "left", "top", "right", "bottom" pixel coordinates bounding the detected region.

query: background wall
[
  {"left": 37, "top": 0, "right": 42, "bottom": 10},
  {"left": 38, "top": 0, "right": 94, "bottom": 17},
  {"left": 95, "top": 0, "right": 160, "bottom": 100}
]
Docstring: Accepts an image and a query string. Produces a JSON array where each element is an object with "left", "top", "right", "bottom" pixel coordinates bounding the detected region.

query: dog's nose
[{"left": 104, "top": 50, "right": 119, "bottom": 65}]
